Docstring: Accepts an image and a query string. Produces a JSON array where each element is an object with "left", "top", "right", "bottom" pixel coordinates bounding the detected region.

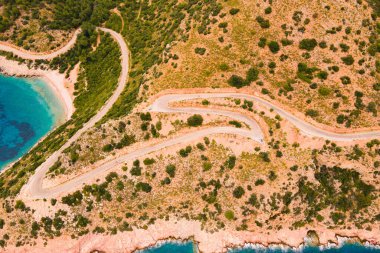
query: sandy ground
[
  {"left": 0, "top": 56, "right": 75, "bottom": 119},
  {"left": 2, "top": 219, "right": 379, "bottom": 253}
]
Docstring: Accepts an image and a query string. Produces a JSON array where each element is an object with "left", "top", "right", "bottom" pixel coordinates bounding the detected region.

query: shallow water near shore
[
  {"left": 138, "top": 241, "right": 380, "bottom": 253},
  {"left": 0, "top": 74, "right": 65, "bottom": 169}
]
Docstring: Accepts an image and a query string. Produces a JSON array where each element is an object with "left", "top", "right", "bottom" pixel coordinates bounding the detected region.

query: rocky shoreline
[{"left": 1, "top": 219, "right": 379, "bottom": 253}]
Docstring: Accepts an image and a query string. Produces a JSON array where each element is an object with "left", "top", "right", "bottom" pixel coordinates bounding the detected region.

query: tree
[
  {"left": 233, "top": 186, "right": 245, "bottom": 198},
  {"left": 341, "top": 55, "right": 354, "bottom": 65},
  {"left": 268, "top": 41, "right": 280, "bottom": 53},
  {"left": 245, "top": 67, "right": 259, "bottom": 83},
  {"left": 228, "top": 75, "right": 245, "bottom": 88},
  {"left": 165, "top": 164, "right": 176, "bottom": 178},
  {"left": 187, "top": 114, "right": 203, "bottom": 127}
]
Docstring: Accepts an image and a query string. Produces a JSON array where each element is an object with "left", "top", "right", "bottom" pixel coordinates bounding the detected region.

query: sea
[
  {"left": 137, "top": 241, "right": 380, "bottom": 253},
  {"left": 0, "top": 75, "right": 65, "bottom": 169}
]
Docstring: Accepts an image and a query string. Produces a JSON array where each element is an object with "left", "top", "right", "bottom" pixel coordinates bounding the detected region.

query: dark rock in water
[{"left": 306, "top": 230, "right": 320, "bottom": 246}]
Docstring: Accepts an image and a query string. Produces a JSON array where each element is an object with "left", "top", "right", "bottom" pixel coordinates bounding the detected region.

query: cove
[{"left": 0, "top": 74, "right": 65, "bottom": 169}]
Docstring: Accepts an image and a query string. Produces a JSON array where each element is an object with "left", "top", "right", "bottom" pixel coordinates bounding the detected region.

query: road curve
[
  {"left": 19, "top": 27, "right": 129, "bottom": 199},
  {"left": 0, "top": 29, "right": 82, "bottom": 60},
  {"left": 22, "top": 91, "right": 380, "bottom": 199},
  {"left": 149, "top": 93, "right": 380, "bottom": 142}
]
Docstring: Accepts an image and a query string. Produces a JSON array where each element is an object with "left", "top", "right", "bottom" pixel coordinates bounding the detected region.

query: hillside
[{"left": 0, "top": 0, "right": 379, "bottom": 252}]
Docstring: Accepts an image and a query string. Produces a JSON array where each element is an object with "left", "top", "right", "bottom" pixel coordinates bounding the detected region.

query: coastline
[
  {"left": 0, "top": 56, "right": 75, "bottom": 120},
  {"left": 2, "top": 219, "right": 379, "bottom": 253},
  {"left": 0, "top": 56, "right": 75, "bottom": 172}
]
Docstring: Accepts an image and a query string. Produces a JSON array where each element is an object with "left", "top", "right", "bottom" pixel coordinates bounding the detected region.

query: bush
[
  {"left": 225, "top": 210, "right": 235, "bottom": 220},
  {"left": 336, "top": 114, "right": 345, "bottom": 124},
  {"left": 373, "top": 83, "right": 380, "bottom": 91},
  {"left": 229, "top": 120, "right": 242, "bottom": 128},
  {"left": 195, "top": 47, "right": 206, "bottom": 55},
  {"left": 306, "top": 109, "right": 319, "bottom": 118},
  {"left": 219, "top": 63, "right": 229, "bottom": 71},
  {"left": 135, "top": 182, "right": 152, "bottom": 193},
  {"left": 255, "top": 179, "right": 265, "bottom": 186},
  {"left": 229, "top": 8, "right": 240, "bottom": 15},
  {"left": 245, "top": 67, "right": 259, "bottom": 83},
  {"left": 187, "top": 114, "right": 203, "bottom": 127},
  {"left": 318, "top": 86, "right": 331, "bottom": 96},
  {"left": 202, "top": 162, "right": 212, "bottom": 171},
  {"left": 233, "top": 186, "right": 245, "bottom": 198},
  {"left": 62, "top": 191, "right": 83, "bottom": 206},
  {"left": 256, "top": 16, "right": 270, "bottom": 28},
  {"left": 268, "top": 41, "right": 280, "bottom": 53},
  {"left": 228, "top": 75, "right": 245, "bottom": 88},
  {"left": 317, "top": 71, "right": 328, "bottom": 80},
  {"left": 258, "top": 37, "right": 267, "bottom": 48},
  {"left": 165, "top": 164, "right": 176, "bottom": 178},
  {"left": 143, "top": 158, "right": 155, "bottom": 165},
  {"left": 340, "top": 76, "right": 351, "bottom": 85},
  {"left": 299, "top": 38, "right": 318, "bottom": 51},
  {"left": 341, "top": 55, "right": 354, "bottom": 65}
]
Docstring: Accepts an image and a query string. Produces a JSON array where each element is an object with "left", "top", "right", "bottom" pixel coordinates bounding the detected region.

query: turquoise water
[
  {"left": 138, "top": 242, "right": 379, "bottom": 253},
  {"left": 0, "top": 75, "right": 65, "bottom": 169},
  {"left": 229, "top": 243, "right": 380, "bottom": 253},
  {"left": 137, "top": 241, "right": 196, "bottom": 253}
]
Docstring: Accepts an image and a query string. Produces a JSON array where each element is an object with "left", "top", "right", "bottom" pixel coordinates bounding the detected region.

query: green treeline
[
  {"left": 0, "top": 0, "right": 118, "bottom": 32},
  {"left": 49, "top": 0, "right": 118, "bottom": 30}
]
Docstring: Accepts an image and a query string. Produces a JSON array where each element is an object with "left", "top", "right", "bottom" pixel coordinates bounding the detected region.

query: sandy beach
[{"left": 0, "top": 56, "right": 75, "bottom": 120}]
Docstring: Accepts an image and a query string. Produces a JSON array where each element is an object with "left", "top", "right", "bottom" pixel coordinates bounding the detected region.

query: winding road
[{"left": 0, "top": 28, "right": 379, "bottom": 200}]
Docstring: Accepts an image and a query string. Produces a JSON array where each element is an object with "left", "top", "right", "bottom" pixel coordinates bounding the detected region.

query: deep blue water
[
  {"left": 0, "top": 75, "right": 65, "bottom": 169},
  {"left": 138, "top": 242, "right": 380, "bottom": 253}
]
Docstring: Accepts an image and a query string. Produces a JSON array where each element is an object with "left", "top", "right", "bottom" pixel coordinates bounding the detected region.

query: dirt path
[{"left": 0, "top": 29, "right": 81, "bottom": 60}]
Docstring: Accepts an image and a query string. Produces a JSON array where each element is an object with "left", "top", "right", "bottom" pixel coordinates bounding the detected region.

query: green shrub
[
  {"left": 135, "top": 182, "right": 152, "bottom": 193},
  {"left": 268, "top": 41, "right": 280, "bottom": 53},
  {"left": 256, "top": 16, "right": 270, "bottom": 28},
  {"left": 299, "top": 38, "right": 318, "bottom": 51},
  {"left": 187, "top": 114, "right": 204, "bottom": 127},
  {"left": 340, "top": 76, "right": 351, "bottom": 85},
  {"left": 165, "top": 164, "right": 176, "bottom": 178},
  {"left": 228, "top": 75, "right": 245, "bottom": 88},
  {"left": 229, "top": 8, "right": 240, "bottom": 15},
  {"left": 341, "top": 55, "right": 354, "bottom": 65},
  {"left": 233, "top": 186, "right": 245, "bottom": 198},
  {"left": 317, "top": 71, "right": 328, "bottom": 80},
  {"left": 258, "top": 37, "right": 267, "bottom": 48},
  {"left": 229, "top": 120, "right": 242, "bottom": 128},
  {"left": 255, "top": 179, "right": 265, "bottom": 186},
  {"left": 245, "top": 67, "right": 259, "bottom": 83},
  {"left": 318, "top": 86, "right": 331, "bottom": 96},
  {"left": 219, "top": 63, "right": 229, "bottom": 71},
  {"left": 306, "top": 109, "right": 319, "bottom": 118},
  {"left": 224, "top": 210, "right": 235, "bottom": 220},
  {"left": 194, "top": 47, "right": 206, "bottom": 55},
  {"left": 143, "top": 158, "right": 155, "bottom": 165}
]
